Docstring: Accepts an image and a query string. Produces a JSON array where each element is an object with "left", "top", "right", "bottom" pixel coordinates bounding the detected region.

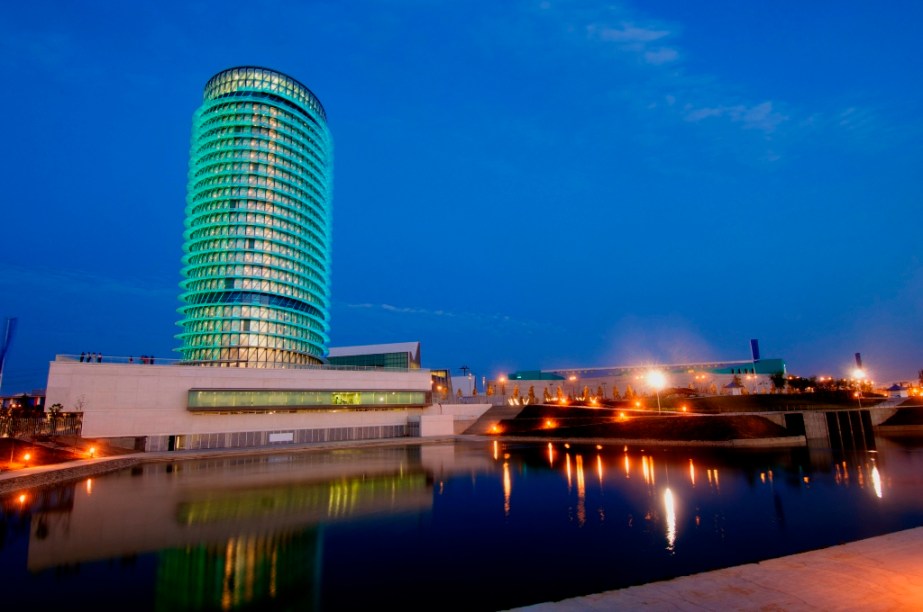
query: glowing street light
[
  {"left": 852, "top": 368, "right": 867, "bottom": 408},
  {"left": 647, "top": 370, "right": 667, "bottom": 414}
]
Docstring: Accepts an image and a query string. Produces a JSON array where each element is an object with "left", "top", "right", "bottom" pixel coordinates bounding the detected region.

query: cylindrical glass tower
[{"left": 176, "top": 66, "right": 333, "bottom": 367}]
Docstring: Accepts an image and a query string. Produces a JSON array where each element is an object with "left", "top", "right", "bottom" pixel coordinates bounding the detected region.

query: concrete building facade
[{"left": 45, "top": 358, "right": 490, "bottom": 451}]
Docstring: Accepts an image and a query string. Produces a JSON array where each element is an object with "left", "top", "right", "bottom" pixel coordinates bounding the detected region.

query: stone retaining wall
[{"left": 0, "top": 457, "right": 141, "bottom": 495}]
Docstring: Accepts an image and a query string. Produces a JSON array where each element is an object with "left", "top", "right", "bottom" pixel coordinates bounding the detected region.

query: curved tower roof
[{"left": 176, "top": 66, "right": 333, "bottom": 367}]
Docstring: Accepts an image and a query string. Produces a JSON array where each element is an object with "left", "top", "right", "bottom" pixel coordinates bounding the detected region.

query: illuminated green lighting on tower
[{"left": 176, "top": 66, "right": 333, "bottom": 367}]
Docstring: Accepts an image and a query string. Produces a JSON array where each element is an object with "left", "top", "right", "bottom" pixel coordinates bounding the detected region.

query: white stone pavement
[{"left": 511, "top": 527, "right": 923, "bottom": 611}]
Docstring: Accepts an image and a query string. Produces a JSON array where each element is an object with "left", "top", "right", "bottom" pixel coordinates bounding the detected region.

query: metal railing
[{"left": 1, "top": 413, "right": 83, "bottom": 438}]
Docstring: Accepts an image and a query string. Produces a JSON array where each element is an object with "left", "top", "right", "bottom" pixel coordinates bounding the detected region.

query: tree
[
  {"left": 624, "top": 385, "right": 635, "bottom": 400},
  {"left": 769, "top": 372, "right": 787, "bottom": 393},
  {"left": 48, "top": 403, "right": 64, "bottom": 435},
  {"left": 611, "top": 385, "right": 621, "bottom": 400},
  {"left": 787, "top": 376, "right": 814, "bottom": 393}
]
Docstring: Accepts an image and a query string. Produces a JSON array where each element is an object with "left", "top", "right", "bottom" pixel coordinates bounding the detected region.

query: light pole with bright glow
[
  {"left": 647, "top": 370, "right": 667, "bottom": 414},
  {"left": 853, "top": 368, "right": 866, "bottom": 408}
]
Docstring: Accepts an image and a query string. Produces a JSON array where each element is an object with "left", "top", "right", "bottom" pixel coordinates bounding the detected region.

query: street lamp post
[
  {"left": 647, "top": 370, "right": 667, "bottom": 414},
  {"left": 853, "top": 368, "right": 866, "bottom": 409}
]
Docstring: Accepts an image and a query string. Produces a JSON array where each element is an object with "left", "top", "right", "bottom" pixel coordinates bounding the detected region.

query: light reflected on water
[
  {"left": 503, "top": 460, "right": 512, "bottom": 517},
  {"left": 706, "top": 468, "right": 720, "bottom": 492},
  {"left": 641, "top": 455, "right": 655, "bottom": 486},
  {"left": 871, "top": 464, "right": 883, "bottom": 499},
  {"left": 688, "top": 459, "right": 695, "bottom": 487},
  {"left": 664, "top": 487, "right": 676, "bottom": 552},
  {"left": 831, "top": 455, "right": 886, "bottom": 500},
  {"left": 548, "top": 442, "right": 554, "bottom": 467},
  {"left": 565, "top": 452, "right": 573, "bottom": 491},
  {"left": 575, "top": 455, "right": 586, "bottom": 526}
]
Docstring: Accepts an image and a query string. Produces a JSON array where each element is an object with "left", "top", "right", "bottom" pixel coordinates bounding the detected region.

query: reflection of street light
[{"left": 647, "top": 370, "right": 666, "bottom": 414}]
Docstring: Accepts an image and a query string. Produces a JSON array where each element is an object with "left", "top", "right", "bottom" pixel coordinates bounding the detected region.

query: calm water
[{"left": 2, "top": 435, "right": 923, "bottom": 611}]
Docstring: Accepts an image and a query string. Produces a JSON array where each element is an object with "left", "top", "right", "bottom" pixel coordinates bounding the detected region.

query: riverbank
[
  {"left": 0, "top": 430, "right": 807, "bottom": 495},
  {"left": 494, "top": 405, "right": 800, "bottom": 441},
  {"left": 0, "top": 435, "right": 460, "bottom": 494}
]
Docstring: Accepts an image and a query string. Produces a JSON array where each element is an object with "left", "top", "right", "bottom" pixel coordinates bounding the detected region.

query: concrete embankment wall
[
  {"left": 802, "top": 412, "right": 830, "bottom": 441},
  {"left": 0, "top": 457, "right": 141, "bottom": 495}
]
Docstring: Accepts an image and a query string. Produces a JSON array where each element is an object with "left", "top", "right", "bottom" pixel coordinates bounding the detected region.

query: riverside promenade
[{"left": 3, "top": 437, "right": 923, "bottom": 611}]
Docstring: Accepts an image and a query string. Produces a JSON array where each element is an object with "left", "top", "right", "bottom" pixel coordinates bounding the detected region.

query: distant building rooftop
[{"left": 327, "top": 342, "right": 421, "bottom": 370}]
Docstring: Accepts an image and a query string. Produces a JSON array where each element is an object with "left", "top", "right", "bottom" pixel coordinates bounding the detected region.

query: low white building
[
  {"left": 45, "top": 357, "right": 490, "bottom": 451},
  {"left": 887, "top": 384, "right": 909, "bottom": 398}
]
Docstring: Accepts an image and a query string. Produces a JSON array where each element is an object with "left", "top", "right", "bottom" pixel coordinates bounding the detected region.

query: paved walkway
[{"left": 512, "top": 527, "right": 923, "bottom": 611}]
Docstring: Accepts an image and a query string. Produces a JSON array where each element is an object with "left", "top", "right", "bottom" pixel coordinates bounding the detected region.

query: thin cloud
[
  {"left": 643, "top": 47, "right": 678, "bottom": 65},
  {"left": 589, "top": 23, "right": 669, "bottom": 43},
  {"left": 584, "top": 19, "right": 677, "bottom": 65},
  {"left": 525, "top": 2, "right": 847, "bottom": 160},
  {"left": 685, "top": 101, "right": 788, "bottom": 134},
  {"left": 340, "top": 301, "right": 551, "bottom": 332},
  {"left": 0, "top": 262, "right": 175, "bottom": 299}
]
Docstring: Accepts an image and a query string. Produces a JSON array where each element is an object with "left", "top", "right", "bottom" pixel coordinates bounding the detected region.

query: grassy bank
[{"left": 495, "top": 405, "right": 795, "bottom": 441}]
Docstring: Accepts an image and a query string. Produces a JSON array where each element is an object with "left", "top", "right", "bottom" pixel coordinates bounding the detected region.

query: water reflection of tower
[{"left": 155, "top": 530, "right": 321, "bottom": 610}]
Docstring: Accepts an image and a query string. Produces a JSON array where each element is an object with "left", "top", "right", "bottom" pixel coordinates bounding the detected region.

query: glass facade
[
  {"left": 177, "top": 67, "right": 333, "bottom": 367},
  {"left": 327, "top": 351, "right": 417, "bottom": 369},
  {"left": 188, "top": 389, "right": 430, "bottom": 411}
]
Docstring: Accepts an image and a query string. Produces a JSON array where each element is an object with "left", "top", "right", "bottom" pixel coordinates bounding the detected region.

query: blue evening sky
[{"left": 1, "top": 0, "right": 921, "bottom": 393}]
